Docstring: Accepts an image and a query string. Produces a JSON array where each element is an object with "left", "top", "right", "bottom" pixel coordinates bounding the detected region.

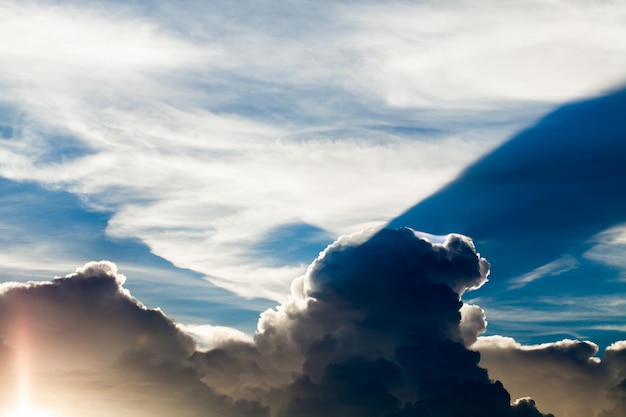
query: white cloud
[
  {"left": 0, "top": 3, "right": 208, "bottom": 70},
  {"left": 584, "top": 223, "right": 626, "bottom": 275},
  {"left": 0, "top": 244, "right": 84, "bottom": 280},
  {"left": 1, "top": 0, "right": 625, "bottom": 300},
  {"left": 179, "top": 324, "right": 253, "bottom": 351},
  {"left": 509, "top": 255, "right": 579, "bottom": 289},
  {"left": 341, "top": 0, "right": 626, "bottom": 108},
  {"left": 459, "top": 303, "right": 487, "bottom": 346},
  {"left": 590, "top": 325, "right": 626, "bottom": 332}
]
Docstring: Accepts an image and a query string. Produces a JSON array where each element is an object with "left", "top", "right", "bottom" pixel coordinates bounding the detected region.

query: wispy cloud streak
[{"left": 1, "top": 0, "right": 625, "bottom": 299}]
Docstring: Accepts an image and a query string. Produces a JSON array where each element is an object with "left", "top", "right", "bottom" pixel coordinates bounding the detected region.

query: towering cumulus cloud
[
  {"left": 2, "top": 228, "right": 591, "bottom": 416},
  {"left": 196, "top": 228, "right": 551, "bottom": 417}
]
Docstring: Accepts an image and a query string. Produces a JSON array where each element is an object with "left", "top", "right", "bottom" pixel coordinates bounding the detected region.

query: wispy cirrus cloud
[
  {"left": 584, "top": 224, "right": 626, "bottom": 277},
  {"left": 509, "top": 256, "right": 579, "bottom": 290},
  {"left": 1, "top": 0, "right": 625, "bottom": 301},
  {"left": 341, "top": 0, "right": 626, "bottom": 108}
]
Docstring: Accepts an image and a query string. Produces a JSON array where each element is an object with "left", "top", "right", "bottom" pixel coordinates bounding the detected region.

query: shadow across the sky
[{"left": 386, "top": 87, "right": 626, "bottom": 291}]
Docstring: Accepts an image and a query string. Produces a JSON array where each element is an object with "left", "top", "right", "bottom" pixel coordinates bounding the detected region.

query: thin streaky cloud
[
  {"left": 1, "top": 0, "right": 625, "bottom": 302},
  {"left": 584, "top": 223, "right": 626, "bottom": 272},
  {"left": 508, "top": 256, "right": 579, "bottom": 290}
]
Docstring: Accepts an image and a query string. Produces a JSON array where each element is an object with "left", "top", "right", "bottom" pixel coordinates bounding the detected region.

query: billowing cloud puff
[
  {"left": 459, "top": 303, "right": 488, "bottom": 347},
  {"left": 258, "top": 228, "right": 491, "bottom": 373}
]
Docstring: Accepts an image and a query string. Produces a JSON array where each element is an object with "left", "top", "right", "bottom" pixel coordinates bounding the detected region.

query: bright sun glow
[{"left": 6, "top": 405, "right": 54, "bottom": 417}]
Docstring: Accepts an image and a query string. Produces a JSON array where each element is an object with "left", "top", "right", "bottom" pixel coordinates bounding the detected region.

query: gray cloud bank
[{"left": 1, "top": 229, "right": 624, "bottom": 416}]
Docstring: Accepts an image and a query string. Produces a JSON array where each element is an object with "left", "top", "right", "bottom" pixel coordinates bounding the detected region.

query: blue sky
[
  {"left": 1, "top": 1, "right": 626, "bottom": 416},
  {"left": 389, "top": 88, "right": 626, "bottom": 350}
]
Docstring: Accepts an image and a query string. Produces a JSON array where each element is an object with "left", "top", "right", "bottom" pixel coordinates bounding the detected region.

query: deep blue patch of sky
[{"left": 387, "top": 87, "right": 626, "bottom": 348}]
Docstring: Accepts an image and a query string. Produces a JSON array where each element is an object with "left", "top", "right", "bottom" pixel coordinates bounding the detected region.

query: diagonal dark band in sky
[{"left": 386, "top": 87, "right": 626, "bottom": 291}]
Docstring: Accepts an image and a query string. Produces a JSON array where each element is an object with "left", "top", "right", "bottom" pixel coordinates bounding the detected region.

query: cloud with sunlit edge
[{"left": 0, "top": 231, "right": 546, "bottom": 415}]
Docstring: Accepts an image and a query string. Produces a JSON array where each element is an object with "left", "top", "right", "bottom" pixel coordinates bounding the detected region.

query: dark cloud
[
  {"left": 196, "top": 228, "right": 551, "bottom": 417},
  {"left": 5, "top": 228, "right": 626, "bottom": 416}
]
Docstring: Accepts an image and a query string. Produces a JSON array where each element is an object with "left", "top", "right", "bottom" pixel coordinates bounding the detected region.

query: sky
[{"left": 0, "top": 0, "right": 625, "bottom": 416}]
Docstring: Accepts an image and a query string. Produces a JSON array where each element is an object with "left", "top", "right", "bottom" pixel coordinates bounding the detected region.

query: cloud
[
  {"left": 1, "top": 2, "right": 625, "bottom": 412},
  {"left": 0, "top": 260, "right": 192, "bottom": 370},
  {"left": 180, "top": 324, "right": 254, "bottom": 351},
  {"left": 0, "top": 229, "right": 556, "bottom": 416},
  {"left": 5, "top": 227, "right": 626, "bottom": 416},
  {"left": 340, "top": 0, "right": 626, "bottom": 108},
  {"left": 125, "top": 0, "right": 626, "bottom": 109},
  {"left": 3, "top": 0, "right": 625, "bottom": 301},
  {"left": 192, "top": 228, "right": 554, "bottom": 416},
  {"left": 509, "top": 255, "right": 579, "bottom": 289},
  {"left": 0, "top": 261, "right": 268, "bottom": 417},
  {"left": 459, "top": 303, "right": 488, "bottom": 347},
  {"left": 584, "top": 224, "right": 626, "bottom": 276},
  {"left": 474, "top": 336, "right": 626, "bottom": 417}
]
